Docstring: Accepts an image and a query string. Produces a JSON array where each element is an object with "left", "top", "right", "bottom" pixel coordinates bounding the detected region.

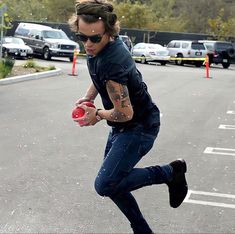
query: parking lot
[{"left": 0, "top": 58, "right": 235, "bottom": 233}]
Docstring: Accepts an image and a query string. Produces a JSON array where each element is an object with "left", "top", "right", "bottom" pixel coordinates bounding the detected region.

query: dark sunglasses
[{"left": 76, "top": 33, "right": 104, "bottom": 43}]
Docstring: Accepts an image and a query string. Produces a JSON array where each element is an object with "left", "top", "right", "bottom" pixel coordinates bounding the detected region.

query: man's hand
[{"left": 75, "top": 104, "right": 100, "bottom": 127}]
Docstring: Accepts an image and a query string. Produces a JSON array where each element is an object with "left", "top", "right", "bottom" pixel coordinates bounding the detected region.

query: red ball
[{"left": 72, "top": 102, "right": 96, "bottom": 125}]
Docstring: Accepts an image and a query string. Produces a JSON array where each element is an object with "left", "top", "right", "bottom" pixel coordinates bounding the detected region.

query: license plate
[
  {"left": 20, "top": 52, "right": 27, "bottom": 56},
  {"left": 195, "top": 52, "right": 202, "bottom": 56},
  {"left": 223, "top": 59, "right": 228, "bottom": 62}
]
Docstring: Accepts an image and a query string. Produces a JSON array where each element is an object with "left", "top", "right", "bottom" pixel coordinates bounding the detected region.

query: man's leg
[{"left": 111, "top": 192, "right": 153, "bottom": 234}]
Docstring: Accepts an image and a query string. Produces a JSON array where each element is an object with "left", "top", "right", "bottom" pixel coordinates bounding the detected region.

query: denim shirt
[{"left": 87, "top": 38, "right": 160, "bottom": 132}]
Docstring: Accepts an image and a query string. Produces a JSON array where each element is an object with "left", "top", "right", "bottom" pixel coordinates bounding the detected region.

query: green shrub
[
  {"left": 23, "top": 60, "right": 36, "bottom": 68},
  {"left": 48, "top": 65, "right": 56, "bottom": 70},
  {"left": 0, "top": 58, "right": 15, "bottom": 79}
]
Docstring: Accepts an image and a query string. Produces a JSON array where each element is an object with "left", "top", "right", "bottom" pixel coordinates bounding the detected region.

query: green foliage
[
  {"left": 207, "top": 8, "right": 235, "bottom": 40},
  {"left": 48, "top": 65, "right": 56, "bottom": 70},
  {"left": 23, "top": 60, "right": 36, "bottom": 68},
  {"left": 23, "top": 60, "right": 55, "bottom": 72},
  {"left": 114, "top": 1, "right": 155, "bottom": 29},
  {"left": 0, "top": 58, "right": 15, "bottom": 79}
]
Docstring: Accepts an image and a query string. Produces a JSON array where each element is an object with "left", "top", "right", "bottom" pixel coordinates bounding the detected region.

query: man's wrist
[{"left": 95, "top": 109, "right": 102, "bottom": 121}]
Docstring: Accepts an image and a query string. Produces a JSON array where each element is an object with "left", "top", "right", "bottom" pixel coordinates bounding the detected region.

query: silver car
[
  {"left": 132, "top": 43, "right": 170, "bottom": 65},
  {"left": 2, "top": 36, "right": 33, "bottom": 59}
]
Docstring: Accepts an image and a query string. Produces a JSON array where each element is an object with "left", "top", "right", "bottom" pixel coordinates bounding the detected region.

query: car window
[
  {"left": 182, "top": 43, "right": 189, "bottom": 48},
  {"left": 15, "top": 27, "right": 30, "bottom": 36},
  {"left": 42, "top": 30, "right": 68, "bottom": 39},
  {"left": 204, "top": 44, "right": 214, "bottom": 50},
  {"left": 191, "top": 43, "right": 205, "bottom": 50},
  {"left": 216, "top": 42, "right": 233, "bottom": 50},
  {"left": 148, "top": 45, "right": 157, "bottom": 49},
  {"left": 174, "top": 42, "right": 181, "bottom": 48},
  {"left": 30, "top": 29, "right": 42, "bottom": 38},
  {"left": 167, "top": 42, "right": 174, "bottom": 48},
  {"left": 3, "top": 37, "right": 24, "bottom": 45}
]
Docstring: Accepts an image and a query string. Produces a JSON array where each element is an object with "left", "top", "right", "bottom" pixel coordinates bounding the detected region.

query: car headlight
[
  {"left": 9, "top": 48, "right": 18, "bottom": 53},
  {"left": 28, "top": 48, "right": 33, "bottom": 54},
  {"left": 50, "top": 43, "right": 59, "bottom": 49},
  {"left": 75, "top": 43, "right": 80, "bottom": 49}
]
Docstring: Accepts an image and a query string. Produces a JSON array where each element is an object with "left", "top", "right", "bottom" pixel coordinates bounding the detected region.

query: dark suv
[{"left": 200, "top": 40, "right": 235, "bottom": 68}]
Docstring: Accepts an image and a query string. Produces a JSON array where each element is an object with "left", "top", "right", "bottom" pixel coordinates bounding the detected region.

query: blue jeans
[{"left": 94, "top": 125, "right": 172, "bottom": 233}]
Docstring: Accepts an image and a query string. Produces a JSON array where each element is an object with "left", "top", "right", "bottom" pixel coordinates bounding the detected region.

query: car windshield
[
  {"left": 42, "top": 30, "right": 68, "bottom": 39},
  {"left": 191, "top": 43, "right": 205, "bottom": 50},
  {"left": 3, "top": 37, "right": 25, "bottom": 45}
]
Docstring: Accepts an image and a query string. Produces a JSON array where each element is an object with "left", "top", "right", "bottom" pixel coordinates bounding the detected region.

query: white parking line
[
  {"left": 184, "top": 190, "right": 235, "bottom": 209},
  {"left": 227, "top": 110, "right": 235, "bottom": 114},
  {"left": 204, "top": 147, "right": 235, "bottom": 156},
  {"left": 218, "top": 124, "right": 235, "bottom": 130}
]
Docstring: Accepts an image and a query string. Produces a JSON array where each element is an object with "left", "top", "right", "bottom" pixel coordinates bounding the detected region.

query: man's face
[{"left": 78, "top": 18, "right": 110, "bottom": 56}]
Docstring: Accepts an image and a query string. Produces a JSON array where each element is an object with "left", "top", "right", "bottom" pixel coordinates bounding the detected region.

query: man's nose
[{"left": 84, "top": 39, "right": 94, "bottom": 46}]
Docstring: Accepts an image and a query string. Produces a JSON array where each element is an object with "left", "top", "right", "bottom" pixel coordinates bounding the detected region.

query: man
[{"left": 69, "top": 0, "right": 188, "bottom": 233}]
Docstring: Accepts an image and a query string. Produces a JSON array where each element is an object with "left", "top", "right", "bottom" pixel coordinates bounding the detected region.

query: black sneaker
[{"left": 167, "top": 159, "right": 188, "bottom": 208}]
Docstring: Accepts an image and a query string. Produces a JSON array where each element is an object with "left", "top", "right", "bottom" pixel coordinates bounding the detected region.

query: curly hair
[{"left": 68, "top": 0, "right": 120, "bottom": 37}]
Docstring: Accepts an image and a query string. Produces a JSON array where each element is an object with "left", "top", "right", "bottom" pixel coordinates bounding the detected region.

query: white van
[
  {"left": 14, "top": 23, "right": 79, "bottom": 61},
  {"left": 167, "top": 40, "right": 207, "bottom": 67}
]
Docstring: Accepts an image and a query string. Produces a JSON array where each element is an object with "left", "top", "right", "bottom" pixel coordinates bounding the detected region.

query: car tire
[
  {"left": 140, "top": 55, "right": 147, "bottom": 64},
  {"left": 160, "top": 61, "right": 167, "bottom": 65},
  {"left": 195, "top": 61, "right": 203, "bottom": 67},
  {"left": 43, "top": 47, "right": 51, "bottom": 60},
  {"left": 69, "top": 57, "right": 74, "bottom": 62},
  {"left": 227, "top": 48, "right": 235, "bottom": 58},
  {"left": 175, "top": 54, "right": 184, "bottom": 66},
  {"left": 222, "top": 62, "right": 230, "bottom": 69}
]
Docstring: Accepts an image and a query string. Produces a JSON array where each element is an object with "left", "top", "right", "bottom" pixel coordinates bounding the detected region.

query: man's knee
[{"left": 94, "top": 177, "right": 117, "bottom": 197}]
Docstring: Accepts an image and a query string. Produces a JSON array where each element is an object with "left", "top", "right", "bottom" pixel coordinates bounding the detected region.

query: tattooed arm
[{"left": 97, "top": 80, "right": 134, "bottom": 122}]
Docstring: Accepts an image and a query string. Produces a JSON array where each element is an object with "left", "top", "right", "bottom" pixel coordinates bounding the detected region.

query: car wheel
[
  {"left": 227, "top": 48, "right": 235, "bottom": 58},
  {"left": 195, "top": 61, "right": 203, "bottom": 67},
  {"left": 69, "top": 57, "right": 74, "bottom": 62},
  {"left": 222, "top": 62, "right": 230, "bottom": 69},
  {"left": 175, "top": 54, "right": 184, "bottom": 66},
  {"left": 140, "top": 55, "right": 147, "bottom": 64},
  {"left": 43, "top": 47, "right": 51, "bottom": 60},
  {"left": 160, "top": 61, "right": 167, "bottom": 66}
]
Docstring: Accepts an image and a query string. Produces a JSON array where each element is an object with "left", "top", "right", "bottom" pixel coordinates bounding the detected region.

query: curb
[{"left": 0, "top": 68, "right": 62, "bottom": 85}]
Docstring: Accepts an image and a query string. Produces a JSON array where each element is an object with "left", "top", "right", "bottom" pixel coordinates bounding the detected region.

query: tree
[
  {"left": 43, "top": 0, "right": 75, "bottom": 23},
  {"left": 114, "top": 1, "right": 155, "bottom": 29},
  {"left": 208, "top": 8, "right": 235, "bottom": 39}
]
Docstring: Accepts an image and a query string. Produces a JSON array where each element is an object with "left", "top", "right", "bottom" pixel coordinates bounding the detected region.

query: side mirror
[{"left": 35, "top": 35, "right": 40, "bottom": 39}]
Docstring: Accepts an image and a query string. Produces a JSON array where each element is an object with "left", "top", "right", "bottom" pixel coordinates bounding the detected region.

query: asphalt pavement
[{"left": 0, "top": 58, "right": 234, "bottom": 233}]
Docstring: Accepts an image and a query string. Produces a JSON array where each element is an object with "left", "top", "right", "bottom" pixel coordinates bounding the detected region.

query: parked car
[
  {"left": 199, "top": 40, "right": 235, "bottom": 68},
  {"left": 14, "top": 22, "right": 80, "bottom": 62},
  {"left": 119, "top": 35, "right": 133, "bottom": 52},
  {"left": 1, "top": 36, "right": 33, "bottom": 59},
  {"left": 167, "top": 40, "right": 207, "bottom": 67},
  {"left": 132, "top": 43, "right": 170, "bottom": 65}
]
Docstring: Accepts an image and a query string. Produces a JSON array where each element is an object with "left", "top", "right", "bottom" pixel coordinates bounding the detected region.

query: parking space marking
[
  {"left": 227, "top": 110, "right": 235, "bottom": 114},
  {"left": 204, "top": 147, "right": 235, "bottom": 156},
  {"left": 218, "top": 124, "right": 235, "bottom": 130},
  {"left": 184, "top": 190, "right": 235, "bottom": 209}
]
